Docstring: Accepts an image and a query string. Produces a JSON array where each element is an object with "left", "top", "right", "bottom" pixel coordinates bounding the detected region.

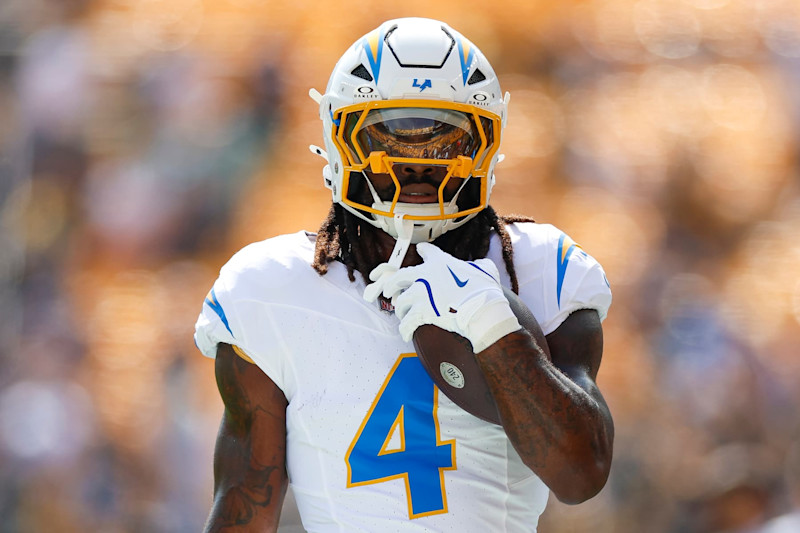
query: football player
[{"left": 195, "top": 17, "right": 613, "bottom": 532}]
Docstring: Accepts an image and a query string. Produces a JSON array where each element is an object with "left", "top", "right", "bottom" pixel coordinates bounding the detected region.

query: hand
[
  {"left": 363, "top": 262, "right": 399, "bottom": 303},
  {"left": 366, "top": 243, "right": 521, "bottom": 353}
]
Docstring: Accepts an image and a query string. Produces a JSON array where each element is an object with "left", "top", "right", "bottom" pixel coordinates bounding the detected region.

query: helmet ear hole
[
  {"left": 467, "top": 69, "right": 486, "bottom": 85},
  {"left": 351, "top": 64, "right": 373, "bottom": 82},
  {"left": 322, "top": 165, "right": 335, "bottom": 193}
]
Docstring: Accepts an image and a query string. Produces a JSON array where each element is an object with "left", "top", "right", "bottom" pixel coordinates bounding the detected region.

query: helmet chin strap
[
  {"left": 388, "top": 214, "right": 414, "bottom": 268},
  {"left": 362, "top": 214, "right": 414, "bottom": 304}
]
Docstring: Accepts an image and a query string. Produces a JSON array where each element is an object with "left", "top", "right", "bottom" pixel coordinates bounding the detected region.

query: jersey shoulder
[
  {"left": 504, "top": 222, "right": 570, "bottom": 274},
  {"left": 503, "top": 221, "right": 611, "bottom": 334},
  {"left": 212, "top": 231, "right": 325, "bottom": 313},
  {"left": 207, "top": 230, "right": 320, "bottom": 333},
  {"left": 219, "top": 231, "right": 317, "bottom": 293},
  {"left": 194, "top": 231, "right": 320, "bottom": 358}
]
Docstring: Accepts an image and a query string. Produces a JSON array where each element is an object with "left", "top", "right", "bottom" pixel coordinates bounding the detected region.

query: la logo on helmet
[{"left": 413, "top": 78, "right": 432, "bottom": 92}]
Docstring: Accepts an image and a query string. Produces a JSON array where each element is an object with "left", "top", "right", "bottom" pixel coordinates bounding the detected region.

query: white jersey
[{"left": 194, "top": 222, "right": 611, "bottom": 533}]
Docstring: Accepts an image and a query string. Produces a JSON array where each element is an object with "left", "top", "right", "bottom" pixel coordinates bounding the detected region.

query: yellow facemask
[{"left": 329, "top": 99, "right": 502, "bottom": 221}]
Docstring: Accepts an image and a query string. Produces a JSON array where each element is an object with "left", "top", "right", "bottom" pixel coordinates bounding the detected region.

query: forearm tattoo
[
  {"left": 212, "top": 459, "right": 282, "bottom": 527},
  {"left": 207, "top": 346, "right": 287, "bottom": 531},
  {"left": 477, "top": 330, "right": 604, "bottom": 472}
]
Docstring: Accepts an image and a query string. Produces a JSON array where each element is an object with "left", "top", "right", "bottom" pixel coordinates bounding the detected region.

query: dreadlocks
[{"left": 312, "top": 204, "right": 535, "bottom": 294}]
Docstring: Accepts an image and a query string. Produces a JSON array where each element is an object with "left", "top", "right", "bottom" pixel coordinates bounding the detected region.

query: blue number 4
[{"left": 346, "top": 354, "right": 456, "bottom": 518}]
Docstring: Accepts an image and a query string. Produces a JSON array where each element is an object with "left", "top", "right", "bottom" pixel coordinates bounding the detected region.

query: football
[{"left": 412, "top": 286, "right": 550, "bottom": 425}]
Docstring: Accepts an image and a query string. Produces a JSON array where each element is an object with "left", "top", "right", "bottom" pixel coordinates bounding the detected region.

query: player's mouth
[{"left": 398, "top": 183, "right": 440, "bottom": 204}]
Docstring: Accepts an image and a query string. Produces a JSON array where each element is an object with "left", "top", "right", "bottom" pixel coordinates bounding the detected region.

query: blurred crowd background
[{"left": 1, "top": 0, "right": 800, "bottom": 531}]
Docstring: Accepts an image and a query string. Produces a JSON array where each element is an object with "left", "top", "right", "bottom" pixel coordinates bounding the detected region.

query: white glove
[
  {"left": 365, "top": 242, "right": 521, "bottom": 353},
  {"left": 363, "top": 262, "right": 398, "bottom": 303}
]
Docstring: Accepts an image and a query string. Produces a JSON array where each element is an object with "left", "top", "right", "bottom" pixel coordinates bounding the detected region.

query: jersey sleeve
[
  {"left": 514, "top": 224, "right": 612, "bottom": 336},
  {"left": 193, "top": 240, "right": 295, "bottom": 395},
  {"left": 194, "top": 277, "right": 238, "bottom": 359},
  {"left": 548, "top": 231, "right": 612, "bottom": 330}
]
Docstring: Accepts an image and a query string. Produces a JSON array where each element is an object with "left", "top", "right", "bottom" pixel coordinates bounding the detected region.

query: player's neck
[{"left": 369, "top": 225, "right": 422, "bottom": 267}]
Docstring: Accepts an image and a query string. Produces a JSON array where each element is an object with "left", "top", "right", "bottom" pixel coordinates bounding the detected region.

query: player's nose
[
  {"left": 397, "top": 163, "right": 435, "bottom": 176},
  {"left": 395, "top": 163, "right": 446, "bottom": 181}
]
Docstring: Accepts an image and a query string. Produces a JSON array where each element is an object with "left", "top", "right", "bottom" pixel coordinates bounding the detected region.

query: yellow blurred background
[{"left": 2, "top": 0, "right": 800, "bottom": 531}]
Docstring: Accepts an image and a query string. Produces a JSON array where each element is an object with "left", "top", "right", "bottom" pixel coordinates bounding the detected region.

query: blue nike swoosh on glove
[
  {"left": 414, "top": 278, "right": 441, "bottom": 316},
  {"left": 447, "top": 266, "right": 469, "bottom": 287}
]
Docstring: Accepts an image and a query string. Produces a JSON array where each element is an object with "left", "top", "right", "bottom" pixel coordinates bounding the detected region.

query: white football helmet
[{"left": 311, "top": 17, "right": 509, "bottom": 244}]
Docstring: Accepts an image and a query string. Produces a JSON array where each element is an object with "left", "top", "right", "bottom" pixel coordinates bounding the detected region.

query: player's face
[
  {"left": 366, "top": 164, "right": 464, "bottom": 204},
  {"left": 342, "top": 107, "right": 480, "bottom": 206}
]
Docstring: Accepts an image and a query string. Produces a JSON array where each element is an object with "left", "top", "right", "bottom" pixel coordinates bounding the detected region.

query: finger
[
  {"left": 380, "top": 268, "right": 423, "bottom": 299},
  {"left": 392, "top": 283, "right": 426, "bottom": 319},
  {"left": 369, "top": 263, "right": 396, "bottom": 282},
  {"left": 365, "top": 263, "right": 407, "bottom": 302},
  {"left": 468, "top": 258, "right": 501, "bottom": 283},
  {"left": 399, "top": 312, "right": 425, "bottom": 343},
  {"left": 381, "top": 273, "right": 414, "bottom": 300},
  {"left": 363, "top": 280, "right": 385, "bottom": 302},
  {"left": 415, "top": 242, "right": 447, "bottom": 262}
]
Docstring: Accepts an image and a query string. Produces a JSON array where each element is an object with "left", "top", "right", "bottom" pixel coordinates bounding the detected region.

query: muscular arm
[
  {"left": 475, "top": 309, "right": 614, "bottom": 504},
  {"left": 205, "top": 343, "right": 289, "bottom": 532}
]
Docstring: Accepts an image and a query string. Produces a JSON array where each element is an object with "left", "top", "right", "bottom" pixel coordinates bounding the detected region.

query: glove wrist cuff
[{"left": 468, "top": 299, "right": 521, "bottom": 353}]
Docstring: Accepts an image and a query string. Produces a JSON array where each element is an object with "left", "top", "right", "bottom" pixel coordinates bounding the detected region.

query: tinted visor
[{"left": 344, "top": 108, "right": 482, "bottom": 162}]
